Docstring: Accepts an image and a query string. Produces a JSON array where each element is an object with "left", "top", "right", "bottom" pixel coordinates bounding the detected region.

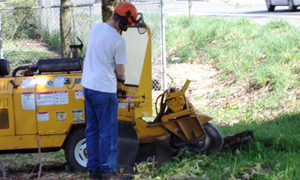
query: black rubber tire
[
  {"left": 266, "top": 0, "right": 275, "bottom": 11},
  {"left": 64, "top": 128, "right": 88, "bottom": 172},
  {"left": 289, "top": 0, "right": 297, "bottom": 11}
]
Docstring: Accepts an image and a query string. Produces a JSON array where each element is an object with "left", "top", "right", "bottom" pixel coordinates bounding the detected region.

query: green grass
[
  {"left": 136, "top": 143, "right": 300, "bottom": 179},
  {"left": 166, "top": 16, "right": 300, "bottom": 92},
  {"left": 136, "top": 113, "right": 300, "bottom": 179}
]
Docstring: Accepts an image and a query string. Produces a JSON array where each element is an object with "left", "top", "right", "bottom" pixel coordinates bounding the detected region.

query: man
[{"left": 81, "top": 2, "right": 140, "bottom": 180}]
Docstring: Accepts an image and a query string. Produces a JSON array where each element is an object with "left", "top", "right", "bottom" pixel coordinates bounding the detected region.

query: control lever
[{"left": 10, "top": 80, "right": 20, "bottom": 89}]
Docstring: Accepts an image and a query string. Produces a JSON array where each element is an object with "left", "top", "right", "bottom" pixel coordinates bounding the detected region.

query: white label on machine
[
  {"left": 36, "top": 91, "right": 54, "bottom": 106},
  {"left": 21, "top": 92, "right": 36, "bottom": 110},
  {"left": 37, "top": 111, "right": 49, "bottom": 121},
  {"left": 54, "top": 90, "right": 69, "bottom": 105},
  {"left": 126, "top": 89, "right": 138, "bottom": 92},
  {"left": 37, "top": 77, "right": 47, "bottom": 85},
  {"left": 75, "top": 89, "right": 83, "bottom": 99},
  {"left": 22, "top": 77, "right": 36, "bottom": 88},
  {"left": 55, "top": 76, "right": 64, "bottom": 87},
  {"left": 118, "top": 103, "right": 126, "bottom": 109}
]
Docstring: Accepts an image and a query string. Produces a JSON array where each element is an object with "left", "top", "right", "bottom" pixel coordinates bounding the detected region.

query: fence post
[
  {"left": 51, "top": 0, "right": 54, "bottom": 33},
  {"left": 160, "top": 0, "right": 167, "bottom": 90},
  {"left": 42, "top": 0, "right": 46, "bottom": 31}
]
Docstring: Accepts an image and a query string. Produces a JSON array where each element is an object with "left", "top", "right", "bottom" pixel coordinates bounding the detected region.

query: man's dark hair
[{"left": 112, "top": 11, "right": 124, "bottom": 22}]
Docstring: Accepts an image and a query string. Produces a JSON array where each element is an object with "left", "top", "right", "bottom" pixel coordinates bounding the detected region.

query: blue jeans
[{"left": 83, "top": 87, "right": 118, "bottom": 173}]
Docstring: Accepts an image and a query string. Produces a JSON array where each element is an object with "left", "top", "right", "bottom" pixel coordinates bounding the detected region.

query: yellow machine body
[{"left": 0, "top": 74, "right": 85, "bottom": 150}]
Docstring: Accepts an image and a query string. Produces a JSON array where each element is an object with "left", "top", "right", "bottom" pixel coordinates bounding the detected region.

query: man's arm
[{"left": 116, "top": 64, "right": 125, "bottom": 79}]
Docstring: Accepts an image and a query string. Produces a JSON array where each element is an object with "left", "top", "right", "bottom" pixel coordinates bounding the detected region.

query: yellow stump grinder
[{"left": 0, "top": 24, "right": 224, "bottom": 173}]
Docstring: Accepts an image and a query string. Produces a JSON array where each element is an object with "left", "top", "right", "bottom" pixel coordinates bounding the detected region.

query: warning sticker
[
  {"left": 55, "top": 76, "right": 64, "bottom": 87},
  {"left": 36, "top": 92, "right": 54, "bottom": 106},
  {"left": 21, "top": 92, "right": 35, "bottom": 110},
  {"left": 72, "top": 109, "right": 85, "bottom": 123},
  {"left": 22, "top": 77, "right": 36, "bottom": 88},
  {"left": 75, "top": 89, "right": 84, "bottom": 99},
  {"left": 126, "top": 95, "right": 134, "bottom": 99},
  {"left": 54, "top": 90, "right": 69, "bottom": 105},
  {"left": 37, "top": 111, "right": 49, "bottom": 121},
  {"left": 37, "top": 77, "right": 47, "bottom": 85}
]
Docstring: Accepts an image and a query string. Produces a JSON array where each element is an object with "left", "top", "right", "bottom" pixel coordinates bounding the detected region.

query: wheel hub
[{"left": 74, "top": 138, "right": 88, "bottom": 167}]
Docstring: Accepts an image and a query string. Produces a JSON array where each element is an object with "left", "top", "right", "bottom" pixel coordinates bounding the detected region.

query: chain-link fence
[{"left": 0, "top": 0, "right": 164, "bottom": 90}]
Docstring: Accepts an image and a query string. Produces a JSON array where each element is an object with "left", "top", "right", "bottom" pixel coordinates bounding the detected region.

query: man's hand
[{"left": 117, "top": 75, "right": 125, "bottom": 84}]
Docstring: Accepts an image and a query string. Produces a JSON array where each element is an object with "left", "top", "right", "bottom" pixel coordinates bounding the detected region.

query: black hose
[
  {"left": 12, "top": 65, "right": 30, "bottom": 77},
  {"left": 153, "top": 91, "right": 167, "bottom": 123},
  {"left": 155, "top": 93, "right": 164, "bottom": 116}
]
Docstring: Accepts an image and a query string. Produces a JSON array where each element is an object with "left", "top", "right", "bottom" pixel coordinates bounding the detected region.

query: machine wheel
[
  {"left": 266, "top": 0, "right": 275, "bottom": 11},
  {"left": 289, "top": 0, "right": 297, "bottom": 11},
  {"left": 202, "top": 122, "right": 223, "bottom": 152},
  {"left": 64, "top": 128, "right": 88, "bottom": 171}
]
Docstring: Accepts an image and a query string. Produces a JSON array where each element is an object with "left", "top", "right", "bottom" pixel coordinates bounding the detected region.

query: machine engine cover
[{"left": 37, "top": 58, "right": 82, "bottom": 73}]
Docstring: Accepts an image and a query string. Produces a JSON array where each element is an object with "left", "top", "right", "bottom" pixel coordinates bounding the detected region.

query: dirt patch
[
  {"left": 153, "top": 62, "right": 249, "bottom": 110},
  {"left": 153, "top": 62, "right": 293, "bottom": 125}
]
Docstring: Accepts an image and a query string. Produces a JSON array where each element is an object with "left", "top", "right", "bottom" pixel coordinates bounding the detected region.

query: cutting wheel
[{"left": 201, "top": 122, "right": 223, "bottom": 153}]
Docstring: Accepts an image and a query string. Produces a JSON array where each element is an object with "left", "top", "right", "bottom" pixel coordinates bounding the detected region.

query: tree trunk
[
  {"left": 60, "top": 0, "right": 72, "bottom": 58},
  {"left": 101, "top": 0, "right": 124, "bottom": 23}
]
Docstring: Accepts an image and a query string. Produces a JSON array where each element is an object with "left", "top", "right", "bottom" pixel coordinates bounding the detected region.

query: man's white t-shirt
[{"left": 81, "top": 23, "right": 127, "bottom": 93}]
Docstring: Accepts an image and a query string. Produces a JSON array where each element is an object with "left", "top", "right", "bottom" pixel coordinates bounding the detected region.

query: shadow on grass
[{"left": 219, "top": 112, "right": 300, "bottom": 152}]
